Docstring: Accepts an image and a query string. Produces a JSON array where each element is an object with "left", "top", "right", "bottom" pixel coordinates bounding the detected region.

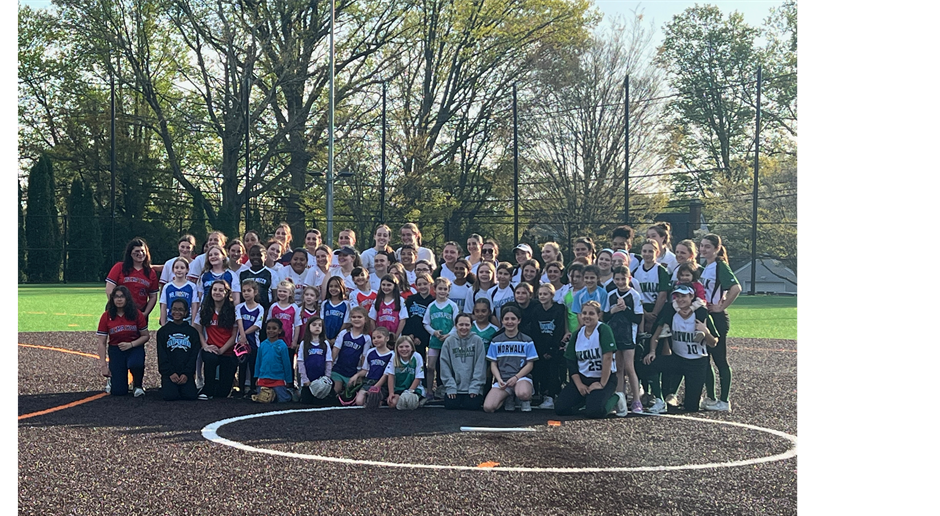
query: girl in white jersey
[
  {"left": 697, "top": 234, "right": 741, "bottom": 412},
  {"left": 647, "top": 222, "right": 679, "bottom": 274}
]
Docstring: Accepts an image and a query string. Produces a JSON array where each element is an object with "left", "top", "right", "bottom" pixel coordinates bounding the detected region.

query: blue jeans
[{"left": 107, "top": 345, "right": 145, "bottom": 396}]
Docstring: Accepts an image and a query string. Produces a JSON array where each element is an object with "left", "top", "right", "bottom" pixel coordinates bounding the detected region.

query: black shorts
[{"left": 615, "top": 339, "right": 636, "bottom": 351}]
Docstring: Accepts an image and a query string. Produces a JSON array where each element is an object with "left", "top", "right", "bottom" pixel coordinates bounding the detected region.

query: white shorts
[{"left": 491, "top": 377, "right": 532, "bottom": 395}]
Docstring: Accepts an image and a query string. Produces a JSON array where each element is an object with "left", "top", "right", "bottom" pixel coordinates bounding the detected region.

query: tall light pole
[{"left": 326, "top": 0, "right": 336, "bottom": 246}]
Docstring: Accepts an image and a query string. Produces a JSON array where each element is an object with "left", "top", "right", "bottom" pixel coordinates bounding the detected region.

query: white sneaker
[
  {"left": 104, "top": 378, "right": 111, "bottom": 394},
  {"left": 700, "top": 397, "right": 718, "bottom": 410},
  {"left": 503, "top": 395, "right": 516, "bottom": 411},
  {"left": 664, "top": 394, "right": 679, "bottom": 407},
  {"left": 704, "top": 400, "right": 731, "bottom": 412},
  {"left": 614, "top": 392, "right": 628, "bottom": 417},
  {"left": 133, "top": 387, "right": 145, "bottom": 398},
  {"left": 536, "top": 396, "right": 554, "bottom": 410},
  {"left": 646, "top": 397, "right": 667, "bottom": 414},
  {"left": 520, "top": 400, "right": 532, "bottom": 412}
]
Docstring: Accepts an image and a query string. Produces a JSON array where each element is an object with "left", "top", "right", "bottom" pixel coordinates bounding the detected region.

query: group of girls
[{"left": 96, "top": 220, "right": 741, "bottom": 418}]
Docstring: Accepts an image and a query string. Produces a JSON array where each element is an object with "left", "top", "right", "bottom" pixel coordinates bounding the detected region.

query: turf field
[
  {"left": 17, "top": 284, "right": 797, "bottom": 339},
  {"left": 18, "top": 331, "right": 797, "bottom": 514}
]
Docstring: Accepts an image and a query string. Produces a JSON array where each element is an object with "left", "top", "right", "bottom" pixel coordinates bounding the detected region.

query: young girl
[
  {"left": 241, "top": 230, "right": 261, "bottom": 265},
  {"left": 539, "top": 242, "right": 562, "bottom": 282},
  {"left": 554, "top": 301, "right": 619, "bottom": 419},
  {"left": 352, "top": 327, "right": 395, "bottom": 407},
  {"left": 403, "top": 273, "right": 434, "bottom": 355},
  {"left": 673, "top": 239, "right": 700, "bottom": 282},
  {"left": 360, "top": 224, "right": 393, "bottom": 277},
  {"left": 424, "top": 277, "right": 460, "bottom": 397},
  {"left": 239, "top": 244, "right": 275, "bottom": 311},
  {"left": 675, "top": 263, "right": 707, "bottom": 304},
  {"left": 187, "top": 231, "right": 227, "bottom": 282},
  {"left": 563, "top": 262, "right": 586, "bottom": 334},
  {"left": 399, "top": 245, "right": 419, "bottom": 286},
  {"left": 530, "top": 283, "right": 570, "bottom": 410},
  {"left": 642, "top": 284, "right": 720, "bottom": 414},
  {"left": 438, "top": 241, "right": 462, "bottom": 281},
  {"left": 470, "top": 298, "right": 499, "bottom": 347},
  {"left": 440, "top": 313, "right": 487, "bottom": 410},
  {"left": 198, "top": 245, "right": 241, "bottom": 306},
  {"left": 596, "top": 249, "right": 615, "bottom": 288},
  {"left": 320, "top": 276, "right": 352, "bottom": 344},
  {"left": 489, "top": 262, "right": 516, "bottom": 321},
  {"left": 273, "top": 222, "right": 294, "bottom": 265},
  {"left": 545, "top": 261, "right": 568, "bottom": 304},
  {"left": 466, "top": 260, "right": 497, "bottom": 316},
  {"left": 634, "top": 240, "right": 672, "bottom": 339},
  {"left": 268, "top": 279, "right": 302, "bottom": 351},
  {"left": 303, "top": 228, "right": 322, "bottom": 269},
  {"left": 465, "top": 234, "right": 484, "bottom": 274},
  {"left": 159, "top": 234, "right": 196, "bottom": 286},
  {"left": 156, "top": 298, "right": 201, "bottom": 401},
  {"left": 106, "top": 237, "right": 159, "bottom": 322},
  {"left": 573, "top": 237, "right": 596, "bottom": 264},
  {"left": 384, "top": 335, "right": 426, "bottom": 408},
  {"left": 369, "top": 275, "right": 408, "bottom": 339},
  {"left": 193, "top": 280, "right": 238, "bottom": 400},
  {"left": 97, "top": 286, "right": 150, "bottom": 397},
  {"left": 235, "top": 280, "right": 267, "bottom": 397},
  {"left": 396, "top": 223, "right": 437, "bottom": 271},
  {"left": 605, "top": 266, "right": 645, "bottom": 415},
  {"left": 483, "top": 307, "right": 538, "bottom": 412},
  {"left": 349, "top": 267, "right": 377, "bottom": 314},
  {"left": 278, "top": 248, "right": 312, "bottom": 305},
  {"left": 227, "top": 239, "right": 245, "bottom": 276},
  {"left": 519, "top": 259, "right": 541, "bottom": 292},
  {"left": 330, "top": 307, "right": 374, "bottom": 399},
  {"left": 252, "top": 319, "right": 293, "bottom": 403},
  {"left": 388, "top": 263, "right": 412, "bottom": 301},
  {"left": 299, "top": 285, "right": 321, "bottom": 326},
  {"left": 449, "top": 258, "right": 473, "bottom": 313},
  {"left": 297, "top": 317, "right": 334, "bottom": 405},
  {"left": 503, "top": 282, "right": 537, "bottom": 339},
  {"left": 264, "top": 240, "right": 285, "bottom": 275},
  {"left": 159, "top": 256, "right": 198, "bottom": 326},
  {"left": 647, "top": 222, "right": 679, "bottom": 274},
  {"left": 330, "top": 246, "right": 361, "bottom": 293},
  {"left": 698, "top": 234, "right": 742, "bottom": 412}
]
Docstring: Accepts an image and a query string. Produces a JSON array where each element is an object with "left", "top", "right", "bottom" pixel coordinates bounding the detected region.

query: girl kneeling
[{"left": 554, "top": 301, "right": 619, "bottom": 419}]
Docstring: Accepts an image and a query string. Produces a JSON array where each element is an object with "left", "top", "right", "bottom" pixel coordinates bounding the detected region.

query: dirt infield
[{"left": 19, "top": 331, "right": 797, "bottom": 515}]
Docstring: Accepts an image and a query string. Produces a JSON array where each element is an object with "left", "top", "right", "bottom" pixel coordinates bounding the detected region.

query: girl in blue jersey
[
  {"left": 330, "top": 306, "right": 373, "bottom": 400},
  {"left": 159, "top": 257, "right": 198, "bottom": 325},
  {"left": 297, "top": 317, "right": 335, "bottom": 405},
  {"left": 353, "top": 327, "right": 394, "bottom": 407},
  {"left": 235, "top": 280, "right": 266, "bottom": 396},
  {"left": 321, "top": 276, "right": 351, "bottom": 344},
  {"left": 198, "top": 245, "right": 241, "bottom": 306}
]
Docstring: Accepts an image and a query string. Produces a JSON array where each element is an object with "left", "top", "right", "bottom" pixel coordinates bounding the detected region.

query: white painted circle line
[{"left": 201, "top": 407, "right": 797, "bottom": 474}]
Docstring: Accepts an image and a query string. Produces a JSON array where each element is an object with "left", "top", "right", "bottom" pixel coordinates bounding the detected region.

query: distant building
[{"left": 733, "top": 259, "right": 797, "bottom": 295}]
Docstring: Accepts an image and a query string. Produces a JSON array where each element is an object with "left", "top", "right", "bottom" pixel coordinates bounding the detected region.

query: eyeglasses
[{"left": 482, "top": 249, "right": 494, "bottom": 254}]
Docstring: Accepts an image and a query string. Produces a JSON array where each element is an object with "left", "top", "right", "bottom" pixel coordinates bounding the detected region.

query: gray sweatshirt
[{"left": 440, "top": 332, "right": 487, "bottom": 395}]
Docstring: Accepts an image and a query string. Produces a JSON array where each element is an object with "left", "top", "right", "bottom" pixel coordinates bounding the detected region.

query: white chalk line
[{"left": 201, "top": 406, "right": 797, "bottom": 474}]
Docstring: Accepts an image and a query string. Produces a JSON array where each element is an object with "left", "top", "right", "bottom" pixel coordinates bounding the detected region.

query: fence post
[
  {"left": 750, "top": 65, "right": 761, "bottom": 296},
  {"left": 62, "top": 214, "right": 68, "bottom": 284}
]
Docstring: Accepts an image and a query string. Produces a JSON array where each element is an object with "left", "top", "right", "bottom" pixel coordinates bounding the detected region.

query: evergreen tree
[
  {"left": 18, "top": 180, "right": 27, "bottom": 283},
  {"left": 25, "top": 154, "right": 61, "bottom": 282},
  {"left": 65, "top": 178, "right": 103, "bottom": 282}
]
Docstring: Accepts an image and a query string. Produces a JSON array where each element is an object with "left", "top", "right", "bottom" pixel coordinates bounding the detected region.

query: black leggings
[
  {"left": 705, "top": 311, "right": 732, "bottom": 402},
  {"left": 647, "top": 354, "right": 709, "bottom": 412},
  {"left": 554, "top": 375, "right": 618, "bottom": 419},
  {"left": 201, "top": 351, "right": 237, "bottom": 399}
]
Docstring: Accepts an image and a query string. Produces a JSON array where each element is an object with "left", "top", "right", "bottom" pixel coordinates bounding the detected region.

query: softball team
[{"left": 102, "top": 222, "right": 741, "bottom": 417}]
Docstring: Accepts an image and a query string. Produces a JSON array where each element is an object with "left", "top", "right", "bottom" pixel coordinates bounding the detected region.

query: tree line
[{"left": 18, "top": 0, "right": 796, "bottom": 283}]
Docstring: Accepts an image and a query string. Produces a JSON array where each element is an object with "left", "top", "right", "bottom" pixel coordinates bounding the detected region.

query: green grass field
[{"left": 17, "top": 284, "right": 796, "bottom": 339}]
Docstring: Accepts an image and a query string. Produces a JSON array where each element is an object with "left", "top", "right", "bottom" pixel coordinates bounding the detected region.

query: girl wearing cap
[
  {"left": 698, "top": 234, "right": 741, "bottom": 412},
  {"left": 641, "top": 283, "right": 719, "bottom": 413},
  {"left": 510, "top": 243, "right": 533, "bottom": 285},
  {"left": 329, "top": 245, "right": 361, "bottom": 293}
]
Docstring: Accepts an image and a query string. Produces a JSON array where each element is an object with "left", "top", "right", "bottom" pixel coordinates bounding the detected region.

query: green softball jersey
[
  {"left": 632, "top": 262, "right": 671, "bottom": 305},
  {"left": 423, "top": 299, "right": 459, "bottom": 350},
  {"left": 564, "top": 289, "right": 578, "bottom": 333},
  {"left": 384, "top": 352, "right": 426, "bottom": 395},
  {"left": 699, "top": 261, "right": 739, "bottom": 307},
  {"left": 472, "top": 321, "right": 499, "bottom": 346},
  {"left": 565, "top": 322, "right": 617, "bottom": 378}
]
